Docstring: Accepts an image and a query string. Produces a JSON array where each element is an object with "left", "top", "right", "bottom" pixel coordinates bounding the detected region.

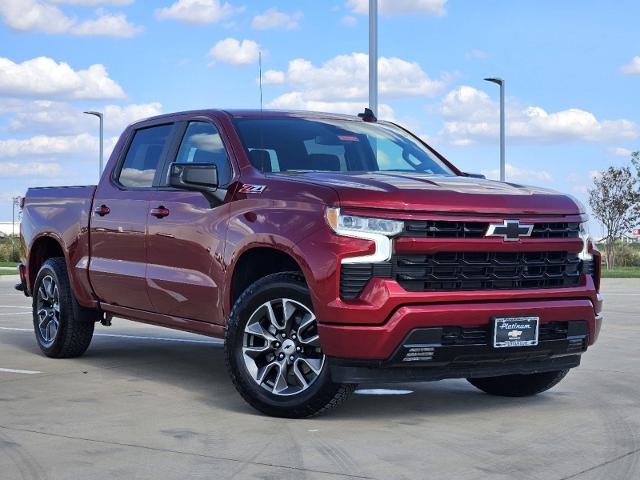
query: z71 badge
[{"left": 238, "top": 184, "right": 266, "bottom": 194}]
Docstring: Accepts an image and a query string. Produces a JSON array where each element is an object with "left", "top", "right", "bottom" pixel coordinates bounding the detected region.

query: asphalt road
[{"left": 1, "top": 275, "right": 638, "bottom": 480}]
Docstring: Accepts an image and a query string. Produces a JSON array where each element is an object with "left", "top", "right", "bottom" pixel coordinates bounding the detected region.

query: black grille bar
[
  {"left": 401, "top": 220, "right": 580, "bottom": 239},
  {"left": 394, "top": 251, "right": 581, "bottom": 292},
  {"left": 340, "top": 251, "right": 584, "bottom": 299},
  {"left": 440, "top": 321, "right": 577, "bottom": 346}
]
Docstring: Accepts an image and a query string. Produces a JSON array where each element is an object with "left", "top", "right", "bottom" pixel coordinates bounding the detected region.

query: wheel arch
[
  {"left": 28, "top": 234, "right": 67, "bottom": 293},
  {"left": 228, "top": 245, "right": 308, "bottom": 311}
]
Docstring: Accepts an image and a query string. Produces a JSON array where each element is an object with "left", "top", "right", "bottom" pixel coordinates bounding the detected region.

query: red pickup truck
[{"left": 18, "top": 109, "right": 603, "bottom": 417}]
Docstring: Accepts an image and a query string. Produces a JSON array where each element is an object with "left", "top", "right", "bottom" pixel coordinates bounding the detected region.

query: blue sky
[{"left": 1, "top": 0, "right": 639, "bottom": 234}]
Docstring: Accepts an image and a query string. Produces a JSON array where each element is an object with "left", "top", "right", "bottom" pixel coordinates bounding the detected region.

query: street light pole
[
  {"left": 11, "top": 196, "right": 20, "bottom": 260},
  {"left": 84, "top": 111, "right": 104, "bottom": 178},
  {"left": 484, "top": 77, "right": 505, "bottom": 182},
  {"left": 369, "top": 0, "right": 378, "bottom": 117}
]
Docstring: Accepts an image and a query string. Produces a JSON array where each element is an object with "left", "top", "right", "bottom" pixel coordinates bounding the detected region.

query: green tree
[{"left": 588, "top": 161, "right": 640, "bottom": 269}]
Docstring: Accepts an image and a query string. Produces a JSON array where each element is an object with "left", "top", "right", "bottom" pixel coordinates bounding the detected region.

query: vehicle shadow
[{"left": 12, "top": 330, "right": 565, "bottom": 420}]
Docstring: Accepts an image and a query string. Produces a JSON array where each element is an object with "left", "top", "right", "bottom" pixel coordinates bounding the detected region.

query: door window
[
  {"left": 118, "top": 124, "right": 173, "bottom": 188},
  {"left": 174, "top": 122, "right": 232, "bottom": 185}
]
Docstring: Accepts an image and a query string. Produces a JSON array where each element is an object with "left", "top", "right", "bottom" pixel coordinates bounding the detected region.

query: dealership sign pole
[{"left": 369, "top": 0, "right": 378, "bottom": 117}]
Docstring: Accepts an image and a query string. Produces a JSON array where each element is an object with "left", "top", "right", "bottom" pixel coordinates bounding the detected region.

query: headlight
[
  {"left": 325, "top": 207, "right": 403, "bottom": 264},
  {"left": 325, "top": 207, "right": 404, "bottom": 237},
  {"left": 579, "top": 222, "right": 592, "bottom": 261}
]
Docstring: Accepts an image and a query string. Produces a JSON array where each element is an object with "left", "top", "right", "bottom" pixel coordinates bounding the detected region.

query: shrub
[
  {"left": 0, "top": 237, "right": 20, "bottom": 263},
  {"left": 614, "top": 242, "right": 640, "bottom": 267}
]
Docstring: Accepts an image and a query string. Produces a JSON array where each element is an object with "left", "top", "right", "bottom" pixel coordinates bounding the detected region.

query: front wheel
[
  {"left": 224, "top": 272, "right": 355, "bottom": 418},
  {"left": 467, "top": 369, "right": 570, "bottom": 397}
]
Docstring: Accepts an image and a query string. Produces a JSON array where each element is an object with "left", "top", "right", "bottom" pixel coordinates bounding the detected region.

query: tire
[
  {"left": 467, "top": 369, "right": 570, "bottom": 397},
  {"left": 32, "top": 257, "right": 97, "bottom": 358},
  {"left": 224, "top": 272, "right": 355, "bottom": 418}
]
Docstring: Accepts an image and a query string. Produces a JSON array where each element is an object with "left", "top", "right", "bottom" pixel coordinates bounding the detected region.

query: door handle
[
  {"left": 150, "top": 206, "right": 170, "bottom": 218},
  {"left": 94, "top": 204, "right": 110, "bottom": 216}
]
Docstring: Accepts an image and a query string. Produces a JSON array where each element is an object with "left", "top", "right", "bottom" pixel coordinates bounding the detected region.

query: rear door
[
  {"left": 89, "top": 123, "right": 175, "bottom": 310},
  {"left": 145, "top": 119, "right": 236, "bottom": 322}
]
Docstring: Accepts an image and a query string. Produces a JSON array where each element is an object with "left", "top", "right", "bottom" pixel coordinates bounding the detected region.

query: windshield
[{"left": 233, "top": 117, "right": 455, "bottom": 176}]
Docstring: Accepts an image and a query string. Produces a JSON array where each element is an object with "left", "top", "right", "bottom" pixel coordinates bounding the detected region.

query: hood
[{"left": 286, "top": 172, "right": 583, "bottom": 215}]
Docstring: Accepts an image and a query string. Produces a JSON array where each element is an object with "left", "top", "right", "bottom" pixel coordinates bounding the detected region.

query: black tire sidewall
[
  {"left": 32, "top": 259, "right": 72, "bottom": 357},
  {"left": 226, "top": 274, "right": 338, "bottom": 414}
]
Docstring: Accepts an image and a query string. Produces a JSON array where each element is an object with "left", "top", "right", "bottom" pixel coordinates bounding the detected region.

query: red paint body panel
[
  {"left": 19, "top": 109, "right": 603, "bottom": 368},
  {"left": 318, "top": 299, "right": 599, "bottom": 360}
]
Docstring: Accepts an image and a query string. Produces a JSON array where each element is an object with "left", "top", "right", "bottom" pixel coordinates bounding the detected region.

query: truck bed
[{"left": 21, "top": 185, "right": 97, "bottom": 306}]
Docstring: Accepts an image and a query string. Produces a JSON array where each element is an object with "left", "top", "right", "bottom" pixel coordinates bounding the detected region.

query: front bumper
[
  {"left": 319, "top": 298, "right": 602, "bottom": 383},
  {"left": 330, "top": 354, "right": 583, "bottom": 384}
]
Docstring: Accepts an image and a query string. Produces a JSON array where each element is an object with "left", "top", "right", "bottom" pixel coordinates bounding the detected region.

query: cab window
[
  {"left": 174, "top": 122, "right": 232, "bottom": 185},
  {"left": 118, "top": 124, "right": 173, "bottom": 188}
]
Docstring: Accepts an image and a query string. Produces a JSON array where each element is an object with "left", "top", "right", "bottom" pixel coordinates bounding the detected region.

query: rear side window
[
  {"left": 118, "top": 124, "right": 173, "bottom": 188},
  {"left": 175, "top": 122, "right": 232, "bottom": 185}
]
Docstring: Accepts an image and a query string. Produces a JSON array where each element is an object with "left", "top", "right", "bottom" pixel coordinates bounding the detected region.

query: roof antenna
[
  {"left": 358, "top": 107, "right": 377, "bottom": 122},
  {"left": 257, "top": 50, "right": 267, "bottom": 172},
  {"left": 259, "top": 51, "right": 263, "bottom": 113}
]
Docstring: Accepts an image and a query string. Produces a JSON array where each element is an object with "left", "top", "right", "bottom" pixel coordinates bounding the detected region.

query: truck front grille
[
  {"left": 339, "top": 251, "right": 582, "bottom": 299},
  {"left": 393, "top": 251, "right": 581, "bottom": 292},
  {"left": 401, "top": 220, "right": 580, "bottom": 239}
]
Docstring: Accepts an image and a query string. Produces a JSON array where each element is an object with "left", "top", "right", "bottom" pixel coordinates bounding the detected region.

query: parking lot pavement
[{"left": 1, "top": 275, "right": 639, "bottom": 480}]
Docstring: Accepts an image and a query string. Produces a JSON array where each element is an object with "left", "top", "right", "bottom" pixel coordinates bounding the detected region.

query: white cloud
[
  {"left": 261, "top": 69, "right": 285, "bottom": 85},
  {"left": 481, "top": 163, "right": 552, "bottom": 185},
  {"left": 268, "top": 52, "right": 446, "bottom": 106},
  {"left": 439, "top": 85, "right": 640, "bottom": 145},
  {"left": 0, "top": 133, "right": 97, "bottom": 158},
  {"left": 267, "top": 92, "right": 396, "bottom": 120},
  {"left": 7, "top": 101, "right": 162, "bottom": 135},
  {"left": 464, "top": 49, "right": 488, "bottom": 60},
  {"left": 0, "top": 0, "right": 74, "bottom": 33},
  {"left": 0, "top": 56, "right": 125, "bottom": 99},
  {"left": 610, "top": 147, "right": 633, "bottom": 157},
  {"left": 52, "top": 0, "right": 133, "bottom": 5},
  {"left": 347, "top": 0, "right": 447, "bottom": 16},
  {"left": 620, "top": 56, "right": 640, "bottom": 76},
  {"left": 208, "top": 38, "right": 261, "bottom": 66},
  {"left": 0, "top": 161, "right": 61, "bottom": 177},
  {"left": 251, "top": 8, "right": 302, "bottom": 30},
  {"left": 155, "top": 0, "right": 240, "bottom": 25},
  {"left": 340, "top": 15, "right": 357, "bottom": 27},
  {"left": 0, "top": 0, "right": 141, "bottom": 37},
  {"left": 72, "top": 11, "right": 142, "bottom": 37}
]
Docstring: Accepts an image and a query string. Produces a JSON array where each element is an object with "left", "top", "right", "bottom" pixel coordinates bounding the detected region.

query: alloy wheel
[
  {"left": 242, "top": 298, "right": 325, "bottom": 396},
  {"left": 36, "top": 275, "right": 60, "bottom": 347}
]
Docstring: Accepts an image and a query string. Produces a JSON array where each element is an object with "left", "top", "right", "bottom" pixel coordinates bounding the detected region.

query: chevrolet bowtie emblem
[{"left": 485, "top": 220, "right": 533, "bottom": 241}]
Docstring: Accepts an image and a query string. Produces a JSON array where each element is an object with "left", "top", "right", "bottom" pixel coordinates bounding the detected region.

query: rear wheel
[
  {"left": 225, "top": 272, "right": 355, "bottom": 418},
  {"left": 33, "top": 257, "right": 96, "bottom": 358},
  {"left": 467, "top": 369, "right": 570, "bottom": 397}
]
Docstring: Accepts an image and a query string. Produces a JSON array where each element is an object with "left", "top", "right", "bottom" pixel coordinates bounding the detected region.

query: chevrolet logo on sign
[{"left": 485, "top": 220, "right": 533, "bottom": 241}]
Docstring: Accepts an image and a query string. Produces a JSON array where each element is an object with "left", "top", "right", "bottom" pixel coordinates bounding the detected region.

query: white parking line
[
  {"left": 0, "top": 368, "right": 42, "bottom": 375},
  {"left": 0, "top": 326, "right": 222, "bottom": 345},
  {"left": 0, "top": 312, "right": 31, "bottom": 316},
  {"left": 355, "top": 389, "right": 414, "bottom": 395},
  {"left": 0, "top": 306, "right": 31, "bottom": 309}
]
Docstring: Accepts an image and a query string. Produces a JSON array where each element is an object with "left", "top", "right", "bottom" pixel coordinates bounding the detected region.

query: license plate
[{"left": 493, "top": 316, "right": 539, "bottom": 348}]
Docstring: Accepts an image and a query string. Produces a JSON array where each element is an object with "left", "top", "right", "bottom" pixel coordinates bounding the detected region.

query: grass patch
[
  {"left": 0, "top": 269, "right": 18, "bottom": 275},
  {"left": 601, "top": 267, "right": 640, "bottom": 278},
  {"left": 0, "top": 261, "right": 18, "bottom": 267}
]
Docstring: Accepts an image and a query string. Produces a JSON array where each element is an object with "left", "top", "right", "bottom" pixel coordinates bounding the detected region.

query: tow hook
[{"left": 101, "top": 312, "right": 113, "bottom": 327}]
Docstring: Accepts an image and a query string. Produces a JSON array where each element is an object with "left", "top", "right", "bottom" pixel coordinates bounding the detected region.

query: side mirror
[
  {"left": 464, "top": 172, "right": 486, "bottom": 179},
  {"left": 169, "top": 163, "right": 218, "bottom": 192}
]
